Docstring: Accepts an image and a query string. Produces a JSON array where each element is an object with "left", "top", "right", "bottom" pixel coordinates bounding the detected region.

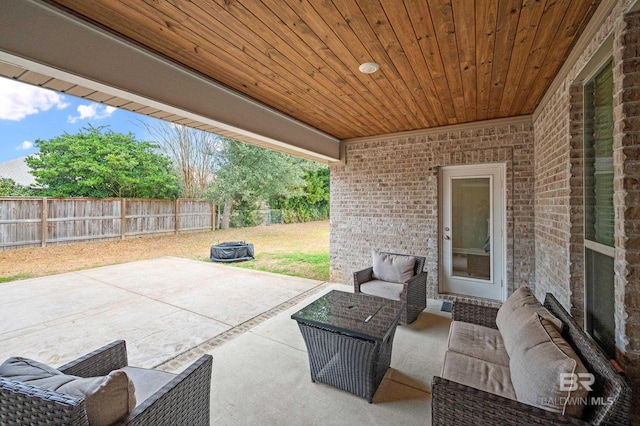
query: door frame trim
[{"left": 438, "top": 163, "right": 507, "bottom": 302}]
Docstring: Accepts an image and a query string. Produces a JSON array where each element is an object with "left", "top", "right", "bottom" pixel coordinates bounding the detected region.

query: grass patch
[
  {"left": 0, "top": 273, "right": 32, "bottom": 283},
  {"left": 232, "top": 251, "right": 329, "bottom": 281},
  {"left": 0, "top": 221, "right": 329, "bottom": 280}
]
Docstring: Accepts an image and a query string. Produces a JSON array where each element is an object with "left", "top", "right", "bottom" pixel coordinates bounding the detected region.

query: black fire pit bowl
[{"left": 210, "top": 241, "right": 254, "bottom": 263}]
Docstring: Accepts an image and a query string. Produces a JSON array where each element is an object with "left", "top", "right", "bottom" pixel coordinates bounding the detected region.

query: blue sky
[{"left": 0, "top": 77, "right": 162, "bottom": 163}]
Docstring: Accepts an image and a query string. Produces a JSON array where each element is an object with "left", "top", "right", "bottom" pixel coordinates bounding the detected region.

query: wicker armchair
[
  {"left": 0, "top": 340, "right": 213, "bottom": 426},
  {"left": 353, "top": 252, "right": 427, "bottom": 324}
]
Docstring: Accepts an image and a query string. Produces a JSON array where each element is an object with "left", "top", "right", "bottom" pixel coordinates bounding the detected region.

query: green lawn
[{"left": 231, "top": 251, "right": 330, "bottom": 281}]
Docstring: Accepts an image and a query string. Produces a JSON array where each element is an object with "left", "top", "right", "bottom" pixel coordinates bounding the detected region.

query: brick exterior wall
[
  {"left": 533, "top": 1, "right": 640, "bottom": 420},
  {"left": 329, "top": 120, "right": 535, "bottom": 300},
  {"left": 330, "top": 1, "right": 640, "bottom": 420},
  {"left": 614, "top": 9, "right": 640, "bottom": 421}
]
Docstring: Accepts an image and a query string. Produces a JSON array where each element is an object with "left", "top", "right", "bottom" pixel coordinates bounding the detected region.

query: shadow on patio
[{"left": 0, "top": 256, "right": 450, "bottom": 425}]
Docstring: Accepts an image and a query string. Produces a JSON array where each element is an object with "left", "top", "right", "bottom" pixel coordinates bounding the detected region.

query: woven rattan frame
[
  {"left": 0, "top": 340, "right": 213, "bottom": 426},
  {"left": 354, "top": 253, "right": 427, "bottom": 324},
  {"left": 296, "top": 320, "right": 398, "bottom": 403},
  {"left": 432, "top": 294, "right": 632, "bottom": 426}
]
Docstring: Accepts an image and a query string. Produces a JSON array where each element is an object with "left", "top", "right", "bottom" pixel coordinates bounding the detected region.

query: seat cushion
[
  {"left": 496, "top": 286, "right": 563, "bottom": 355},
  {"left": 509, "top": 313, "right": 590, "bottom": 418},
  {"left": 0, "top": 357, "right": 135, "bottom": 426},
  {"left": 447, "top": 321, "right": 510, "bottom": 367},
  {"left": 441, "top": 351, "right": 517, "bottom": 401},
  {"left": 121, "top": 366, "right": 176, "bottom": 406},
  {"left": 371, "top": 250, "right": 416, "bottom": 283},
  {"left": 359, "top": 279, "right": 404, "bottom": 301}
]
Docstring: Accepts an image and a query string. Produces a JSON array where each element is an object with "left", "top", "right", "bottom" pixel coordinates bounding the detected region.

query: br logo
[{"left": 559, "top": 373, "right": 595, "bottom": 391}]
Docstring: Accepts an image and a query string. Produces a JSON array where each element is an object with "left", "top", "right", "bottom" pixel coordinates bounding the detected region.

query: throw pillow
[
  {"left": 496, "top": 286, "right": 563, "bottom": 355},
  {"left": 371, "top": 250, "right": 416, "bottom": 283},
  {"left": 0, "top": 357, "right": 135, "bottom": 426},
  {"left": 509, "top": 313, "right": 590, "bottom": 418}
]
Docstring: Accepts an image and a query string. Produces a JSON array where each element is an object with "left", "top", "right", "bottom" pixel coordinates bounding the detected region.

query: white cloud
[
  {"left": 16, "top": 140, "right": 33, "bottom": 150},
  {"left": 68, "top": 103, "right": 116, "bottom": 123},
  {"left": 0, "top": 78, "right": 69, "bottom": 121}
]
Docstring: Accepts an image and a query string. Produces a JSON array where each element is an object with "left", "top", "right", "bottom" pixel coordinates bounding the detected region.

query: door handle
[{"left": 444, "top": 235, "right": 450, "bottom": 240}]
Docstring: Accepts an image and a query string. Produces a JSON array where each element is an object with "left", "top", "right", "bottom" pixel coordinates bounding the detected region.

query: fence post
[
  {"left": 175, "top": 199, "right": 180, "bottom": 234},
  {"left": 211, "top": 203, "right": 217, "bottom": 231},
  {"left": 121, "top": 198, "right": 126, "bottom": 240},
  {"left": 41, "top": 197, "right": 47, "bottom": 247}
]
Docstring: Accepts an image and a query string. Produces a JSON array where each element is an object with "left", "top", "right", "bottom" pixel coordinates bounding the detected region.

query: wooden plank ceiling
[{"left": 42, "top": 0, "right": 599, "bottom": 140}]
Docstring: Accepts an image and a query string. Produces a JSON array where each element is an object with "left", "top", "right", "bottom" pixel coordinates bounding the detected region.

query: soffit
[{"left": 42, "top": 0, "right": 599, "bottom": 140}]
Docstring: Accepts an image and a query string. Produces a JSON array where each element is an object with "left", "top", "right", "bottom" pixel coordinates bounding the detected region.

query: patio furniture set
[
  {"left": 293, "top": 251, "right": 632, "bottom": 425},
  {"left": 0, "top": 250, "right": 632, "bottom": 425},
  {"left": 291, "top": 250, "right": 427, "bottom": 403}
]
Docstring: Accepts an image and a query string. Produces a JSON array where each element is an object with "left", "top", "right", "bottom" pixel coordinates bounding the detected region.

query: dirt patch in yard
[{"left": 0, "top": 221, "right": 329, "bottom": 281}]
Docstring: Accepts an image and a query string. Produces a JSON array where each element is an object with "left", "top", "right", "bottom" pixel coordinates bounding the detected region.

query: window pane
[
  {"left": 585, "top": 248, "right": 615, "bottom": 358},
  {"left": 584, "top": 60, "right": 615, "bottom": 359},
  {"left": 584, "top": 62, "right": 614, "bottom": 247}
]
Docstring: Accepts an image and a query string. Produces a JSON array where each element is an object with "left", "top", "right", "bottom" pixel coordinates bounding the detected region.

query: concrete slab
[
  {"left": 0, "top": 257, "right": 325, "bottom": 368},
  {"left": 0, "top": 258, "right": 451, "bottom": 424},
  {"left": 205, "top": 284, "right": 450, "bottom": 425}
]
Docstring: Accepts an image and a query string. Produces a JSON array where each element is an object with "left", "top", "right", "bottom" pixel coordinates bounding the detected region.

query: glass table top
[{"left": 291, "top": 290, "right": 404, "bottom": 341}]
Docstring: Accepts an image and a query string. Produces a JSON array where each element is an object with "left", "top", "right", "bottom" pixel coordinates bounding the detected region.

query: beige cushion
[
  {"left": 447, "top": 321, "right": 510, "bottom": 367},
  {"left": 360, "top": 279, "right": 404, "bottom": 301},
  {"left": 496, "top": 286, "right": 563, "bottom": 355},
  {"left": 371, "top": 250, "right": 416, "bottom": 283},
  {"left": 441, "top": 351, "right": 517, "bottom": 401},
  {"left": 509, "top": 313, "right": 590, "bottom": 418},
  {"left": 0, "top": 357, "right": 135, "bottom": 426},
  {"left": 121, "top": 366, "right": 176, "bottom": 406}
]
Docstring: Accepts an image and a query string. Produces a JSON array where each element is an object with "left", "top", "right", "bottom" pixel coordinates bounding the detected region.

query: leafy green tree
[
  {"left": 26, "top": 126, "right": 180, "bottom": 199},
  {"left": 270, "top": 167, "right": 330, "bottom": 222},
  {"left": 0, "top": 178, "right": 33, "bottom": 196},
  {"left": 208, "top": 138, "right": 307, "bottom": 229}
]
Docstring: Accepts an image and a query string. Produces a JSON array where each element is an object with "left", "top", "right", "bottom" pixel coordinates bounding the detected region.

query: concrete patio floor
[{"left": 0, "top": 256, "right": 451, "bottom": 425}]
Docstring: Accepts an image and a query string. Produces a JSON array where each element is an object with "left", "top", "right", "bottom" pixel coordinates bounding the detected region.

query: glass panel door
[
  {"left": 440, "top": 164, "right": 504, "bottom": 301},
  {"left": 451, "top": 178, "right": 491, "bottom": 280}
]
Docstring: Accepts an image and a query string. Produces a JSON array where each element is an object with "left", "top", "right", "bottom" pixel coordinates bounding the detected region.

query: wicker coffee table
[{"left": 291, "top": 290, "right": 403, "bottom": 402}]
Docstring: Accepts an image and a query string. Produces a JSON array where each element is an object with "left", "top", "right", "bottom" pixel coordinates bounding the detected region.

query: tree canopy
[
  {"left": 207, "top": 138, "right": 310, "bottom": 228},
  {"left": 26, "top": 126, "right": 180, "bottom": 199},
  {"left": 0, "top": 178, "right": 32, "bottom": 197},
  {"left": 142, "top": 121, "right": 220, "bottom": 199},
  {"left": 270, "top": 167, "right": 330, "bottom": 223}
]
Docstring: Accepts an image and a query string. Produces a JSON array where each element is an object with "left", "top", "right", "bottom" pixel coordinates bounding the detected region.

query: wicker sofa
[
  {"left": 432, "top": 289, "right": 632, "bottom": 426},
  {"left": 0, "top": 340, "right": 212, "bottom": 425}
]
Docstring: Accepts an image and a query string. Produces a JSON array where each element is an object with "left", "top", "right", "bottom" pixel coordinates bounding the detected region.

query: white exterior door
[{"left": 440, "top": 164, "right": 505, "bottom": 301}]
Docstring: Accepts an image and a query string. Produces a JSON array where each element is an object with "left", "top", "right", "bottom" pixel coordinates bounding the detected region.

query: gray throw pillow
[
  {"left": 509, "top": 313, "right": 589, "bottom": 418},
  {"left": 496, "top": 286, "right": 563, "bottom": 356},
  {"left": 0, "top": 357, "right": 135, "bottom": 426},
  {"left": 372, "top": 250, "right": 416, "bottom": 283}
]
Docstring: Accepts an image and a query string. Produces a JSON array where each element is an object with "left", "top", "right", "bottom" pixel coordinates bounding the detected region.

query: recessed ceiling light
[{"left": 358, "top": 62, "right": 380, "bottom": 74}]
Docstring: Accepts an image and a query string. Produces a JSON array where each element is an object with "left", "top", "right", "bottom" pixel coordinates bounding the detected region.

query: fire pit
[{"left": 210, "top": 241, "right": 254, "bottom": 263}]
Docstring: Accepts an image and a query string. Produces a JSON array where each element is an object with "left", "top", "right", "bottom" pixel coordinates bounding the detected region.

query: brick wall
[
  {"left": 533, "top": 1, "right": 640, "bottom": 420},
  {"left": 330, "top": 1, "right": 640, "bottom": 420},
  {"left": 329, "top": 120, "right": 535, "bottom": 300},
  {"left": 614, "top": 9, "right": 640, "bottom": 420},
  {"left": 532, "top": 86, "right": 574, "bottom": 308}
]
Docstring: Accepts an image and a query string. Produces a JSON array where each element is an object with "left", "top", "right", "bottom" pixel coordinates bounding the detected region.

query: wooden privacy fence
[{"left": 0, "top": 197, "right": 216, "bottom": 251}]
